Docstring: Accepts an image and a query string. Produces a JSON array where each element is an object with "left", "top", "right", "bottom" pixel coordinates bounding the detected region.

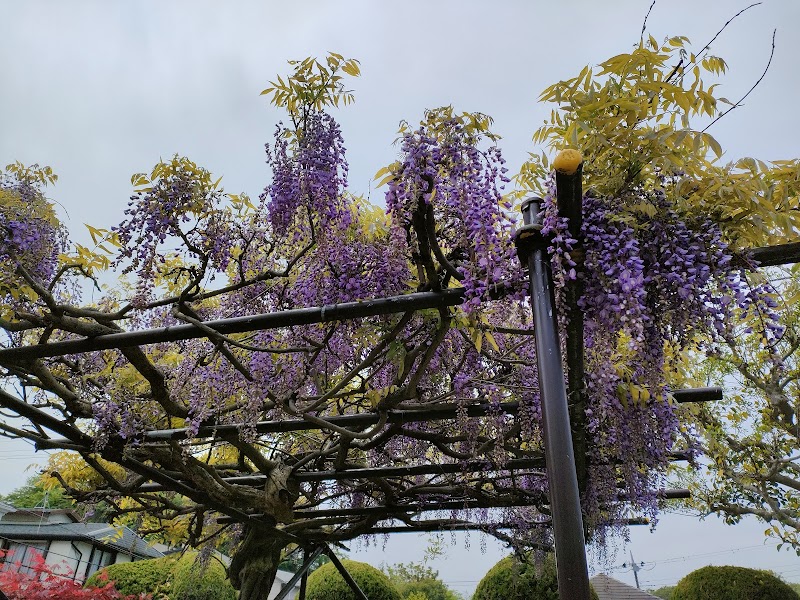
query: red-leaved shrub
[{"left": 0, "top": 549, "right": 151, "bottom": 600}]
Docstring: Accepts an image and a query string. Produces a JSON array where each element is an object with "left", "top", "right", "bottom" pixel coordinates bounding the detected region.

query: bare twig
[
  {"left": 696, "top": 3, "right": 762, "bottom": 59},
  {"left": 665, "top": 2, "right": 762, "bottom": 85},
  {"left": 641, "top": 0, "right": 656, "bottom": 39},
  {"left": 702, "top": 29, "right": 776, "bottom": 133}
]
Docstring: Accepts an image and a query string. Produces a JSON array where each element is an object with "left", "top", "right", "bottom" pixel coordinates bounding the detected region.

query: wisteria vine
[{"left": 0, "top": 92, "right": 787, "bottom": 584}]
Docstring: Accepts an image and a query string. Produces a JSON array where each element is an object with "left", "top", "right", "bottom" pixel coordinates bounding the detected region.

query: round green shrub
[
  {"left": 86, "top": 554, "right": 177, "bottom": 597},
  {"left": 306, "top": 560, "right": 401, "bottom": 600},
  {"left": 169, "top": 553, "right": 235, "bottom": 600},
  {"left": 473, "top": 555, "right": 599, "bottom": 600},
  {"left": 672, "top": 565, "right": 799, "bottom": 600},
  {"left": 86, "top": 552, "right": 236, "bottom": 600}
]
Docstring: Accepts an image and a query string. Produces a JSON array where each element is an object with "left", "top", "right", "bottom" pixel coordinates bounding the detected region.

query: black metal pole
[
  {"left": 322, "top": 544, "right": 369, "bottom": 600},
  {"left": 272, "top": 546, "right": 324, "bottom": 600},
  {"left": 0, "top": 289, "right": 465, "bottom": 362},
  {"left": 139, "top": 400, "right": 522, "bottom": 442},
  {"left": 138, "top": 457, "right": 546, "bottom": 492},
  {"left": 299, "top": 567, "right": 308, "bottom": 600},
  {"left": 41, "top": 387, "right": 712, "bottom": 446},
  {"left": 366, "top": 517, "right": 651, "bottom": 535},
  {"left": 519, "top": 196, "right": 591, "bottom": 600}
]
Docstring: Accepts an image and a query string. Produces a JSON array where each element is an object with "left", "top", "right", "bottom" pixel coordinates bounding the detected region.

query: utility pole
[{"left": 630, "top": 550, "right": 641, "bottom": 589}]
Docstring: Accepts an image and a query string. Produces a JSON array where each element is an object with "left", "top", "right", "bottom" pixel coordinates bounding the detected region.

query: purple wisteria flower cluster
[
  {"left": 113, "top": 158, "right": 235, "bottom": 306},
  {"left": 264, "top": 112, "right": 351, "bottom": 238},
  {"left": 0, "top": 171, "right": 66, "bottom": 295},
  {"left": 543, "top": 188, "right": 781, "bottom": 530},
  {"left": 385, "top": 112, "right": 523, "bottom": 310}
]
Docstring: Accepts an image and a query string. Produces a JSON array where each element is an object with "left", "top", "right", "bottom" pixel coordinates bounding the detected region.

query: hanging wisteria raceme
[
  {"left": 264, "top": 112, "right": 351, "bottom": 238},
  {"left": 113, "top": 157, "right": 236, "bottom": 306},
  {"left": 0, "top": 169, "right": 66, "bottom": 297},
  {"left": 385, "top": 111, "right": 524, "bottom": 310},
  {"left": 539, "top": 184, "right": 782, "bottom": 531}
]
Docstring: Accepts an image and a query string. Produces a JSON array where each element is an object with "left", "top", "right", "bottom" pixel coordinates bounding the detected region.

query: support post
[
  {"left": 555, "top": 160, "right": 588, "bottom": 492},
  {"left": 323, "top": 544, "right": 369, "bottom": 600},
  {"left": 516, "top": 195, "right": 591, "bottom": 600},
  {"left": 272, "top": 546, "right": 324, "bottom": 600},
  {"left": 299, "top": 568, "right": 308, "bottom": 600}
]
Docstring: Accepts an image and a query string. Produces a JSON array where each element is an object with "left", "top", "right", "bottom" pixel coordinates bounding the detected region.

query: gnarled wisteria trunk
[{"left": 228, "top": 528, "right": 288, "bottom": 600}]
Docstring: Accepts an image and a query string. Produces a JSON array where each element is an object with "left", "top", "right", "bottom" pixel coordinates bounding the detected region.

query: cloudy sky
[{"left": 2, "top": 0, "right": 799, "bottom": 594}]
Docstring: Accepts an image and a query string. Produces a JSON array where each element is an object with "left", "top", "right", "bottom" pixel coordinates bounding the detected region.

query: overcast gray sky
[{"left": 2, "top": 0, "right": 799, "bottom": 594}]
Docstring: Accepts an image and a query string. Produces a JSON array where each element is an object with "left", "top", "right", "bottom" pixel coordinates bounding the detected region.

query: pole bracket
[{"left": 513, "top": 222, "right": 549, "bottom": 267}]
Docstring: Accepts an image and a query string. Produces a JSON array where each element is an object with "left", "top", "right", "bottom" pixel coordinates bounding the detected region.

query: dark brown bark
[{"left": 228, "top": 528, "right": 289, "bottom": 600}]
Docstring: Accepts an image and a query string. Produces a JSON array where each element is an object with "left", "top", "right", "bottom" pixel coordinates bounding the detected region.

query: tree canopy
[{"left": 1, "top": 17, "right": 799, "bottom": 600}]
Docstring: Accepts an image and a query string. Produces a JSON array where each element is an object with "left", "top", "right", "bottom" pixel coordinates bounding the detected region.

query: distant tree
[
  {"left": 651, "top": 585, "right": 675, "bottom": 599},
  {"left": 383, "top": 561, "right": 462, "bottom": 600},
  {"left": 277, "top": 546, "right": 331, "bottom": 574},
  {"left": 0, "top": 475, "right": 72, "bottom": 510},
  {"left": 682, "top": 274, "right": 800, "bottom": 548}
]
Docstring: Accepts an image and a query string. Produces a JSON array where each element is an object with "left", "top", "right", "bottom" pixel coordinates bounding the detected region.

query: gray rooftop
[
  {"left": 590, "top": 573, "right": 659, "bottom": 600},
  {"left": 0, "top": 521, "right": 163, "bottom": 559}
]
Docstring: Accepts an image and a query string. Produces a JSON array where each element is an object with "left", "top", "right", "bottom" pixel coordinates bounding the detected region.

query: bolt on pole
[{"left": 516, "top": 189, "right": 591, "bottom": 599}]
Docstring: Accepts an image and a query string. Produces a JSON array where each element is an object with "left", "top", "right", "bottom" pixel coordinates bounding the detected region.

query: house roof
[
  {"left": 0, "top": 522, "right": 163, "bottom": 559},
  {"left": 0, "top": 507, "right": 81, "bottom": 523},
  {"left": 590, "top": 573, "right": 659, "bottom": 599}
]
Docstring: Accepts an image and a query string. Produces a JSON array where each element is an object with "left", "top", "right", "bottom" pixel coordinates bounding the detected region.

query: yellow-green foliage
[
  {"left": 86, "top": 552, "right": 235, "bottom": 600},
  {"left": 673, "top": 566, "right": 799, "bottom": 600},
  {"left": 260, "top": 53, "right": 361, "bottom": 117},
  {"left": 517, "top": 35, "right": 800, "bottom": 250},
  {"left": 306, "top": 560, "right": 401, "bottom": 600}
]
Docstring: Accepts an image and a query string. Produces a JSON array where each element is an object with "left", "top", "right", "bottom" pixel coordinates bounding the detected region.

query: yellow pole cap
[{"left": 553, "top": 149, "right": 583, "bottom": 175}]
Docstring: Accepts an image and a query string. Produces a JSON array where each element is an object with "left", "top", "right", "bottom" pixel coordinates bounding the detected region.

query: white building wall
[
  {"left": 45, "top": 539, "right": 94, "bottom": 581},
  {"left": 269, "top": 570, "right": 300, "bottom": 600},
  {"left": 1, "top": 512, "right": 74, "bottom": 524}
]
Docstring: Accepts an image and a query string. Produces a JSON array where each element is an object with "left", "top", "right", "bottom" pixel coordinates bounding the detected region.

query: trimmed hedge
[
  {"left": 306, "top": 560, "right": 401, "bottom": 600},
  {"left": 672, "top": 566, "right": 799, "bottom": 600},
  {"left": 86, "top": 555, "right": 177, "bottom": 597},
  {"left": 473, "top": 555, "right": 599, "bottom": 600},
  {"left": 86, "top": 552, "right": 235, "bottom": 600}
]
